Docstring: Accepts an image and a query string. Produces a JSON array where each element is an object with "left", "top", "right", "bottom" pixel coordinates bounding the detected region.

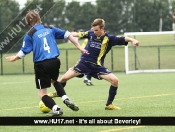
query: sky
[
  {"left": 15, "top": 0, "right": 27, "bottom": 8},
  {"left": 15, "top": 0, "right": 96, "bottom": 8}
]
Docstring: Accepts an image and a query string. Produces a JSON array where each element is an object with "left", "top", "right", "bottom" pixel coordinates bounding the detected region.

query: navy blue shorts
[{"left": 73, "top": 60, "right": 111, "bottom": 80}]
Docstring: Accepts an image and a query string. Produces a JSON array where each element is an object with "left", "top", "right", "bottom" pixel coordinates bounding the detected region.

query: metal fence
[{"left": 1, "top": 45, "right": 175, "bottom": 75}]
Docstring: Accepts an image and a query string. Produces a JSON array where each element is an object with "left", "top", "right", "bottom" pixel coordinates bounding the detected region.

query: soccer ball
[{"left": 38, "top": 101, "right": 51, "bottom": 113}]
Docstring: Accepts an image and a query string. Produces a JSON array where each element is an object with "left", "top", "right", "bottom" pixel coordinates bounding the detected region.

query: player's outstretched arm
[
  {"left": 6, "top": 55, "right": 21, "bottom": 62},
  {"left": 125, "top": 37, "right": 139, "bottom": 46},
  {"left": 70, "top": 32, "right": 78, "bottom": 37},
  {"left": 68, "top": 34, "right": 89, "bottom": 54}
]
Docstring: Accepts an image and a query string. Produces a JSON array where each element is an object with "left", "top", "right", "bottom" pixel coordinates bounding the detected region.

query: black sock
[
  {"left": 54, "top": 81, "right": 66, "bottom": 97},
  {"left": 60, "top": 82, "right": 66, "bottom": 88},
  {"left": 42, "top": 95, "right": 56, "bottom": 109},
  {"left": 106, "top": 85, "right": 118, "bottom": 106}
]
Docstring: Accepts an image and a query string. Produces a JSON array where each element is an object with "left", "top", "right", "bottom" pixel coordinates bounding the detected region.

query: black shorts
[{"left": 34, "top": 58, "right": 60, "bottom": 89}]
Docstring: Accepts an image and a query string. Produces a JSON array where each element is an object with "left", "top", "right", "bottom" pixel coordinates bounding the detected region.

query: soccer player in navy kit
[
  {"left": 49, "top": 18, "right": 139, "bottom": 110},
  {"left": 82, "top": 39, "right": 94, "bottom": 86},
  {"left": 6, "top": 10, "right": 88, "bottom": 116}
]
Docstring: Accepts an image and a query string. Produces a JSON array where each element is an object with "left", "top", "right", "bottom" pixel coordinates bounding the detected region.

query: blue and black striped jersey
[
  {"left": 18, "top": 24, "right": 69, "bottom": 62},
  {"left": 78, "top": 30, "right": 128, "bottom": 66}
]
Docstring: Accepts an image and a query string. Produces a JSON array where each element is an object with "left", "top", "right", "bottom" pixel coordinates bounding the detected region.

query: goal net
[{"left": 124, "top": 31, "right": 175, "bottom": 74}]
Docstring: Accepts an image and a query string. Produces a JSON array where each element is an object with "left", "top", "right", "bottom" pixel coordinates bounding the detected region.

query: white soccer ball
[{"left": 38, "top": 100, "right": 51, "bottom": 113}]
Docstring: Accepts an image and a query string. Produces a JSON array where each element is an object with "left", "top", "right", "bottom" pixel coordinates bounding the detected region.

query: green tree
[
  {"left": 134, "top": 0, "right": 172, "bottom": 32},
  {"left": 80, "top": 2, "right": 97, "bottom": 31},
  {"left": 96, "top": 0, "right": 134, "bottom": 34},
  {"left": 64, "top": 1, "right": 82, "bottom": 31},
  {"left": 0, "top": 0, "right": 20, "bottom": 52}
]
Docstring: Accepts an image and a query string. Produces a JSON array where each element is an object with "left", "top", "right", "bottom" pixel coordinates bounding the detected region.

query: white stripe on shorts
[{"left": 38, "top": 79, "right": 42, "bottom": 89}]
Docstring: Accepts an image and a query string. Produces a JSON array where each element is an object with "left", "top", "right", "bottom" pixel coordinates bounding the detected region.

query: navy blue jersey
[
  {"left": 81, "top": 39, "right": 88, "bottom": 48},
  {"left": 18, "top": 24, "right": 69, "bottom": 62},
  {"left": 78, "top": 30, "right": 128, "bottom": 66}
]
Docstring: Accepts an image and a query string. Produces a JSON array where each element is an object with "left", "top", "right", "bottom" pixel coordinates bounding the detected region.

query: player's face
[{"left": 92, "top": 26, "right": 104, "bottom": 37}]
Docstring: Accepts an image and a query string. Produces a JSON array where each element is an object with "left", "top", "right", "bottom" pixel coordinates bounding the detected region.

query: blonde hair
[
  {"left": 91, "top": 18, "right": 105, "bottom": 28},
  {"left": 25, "top": 10, "right": 42, "bottom": 27}
]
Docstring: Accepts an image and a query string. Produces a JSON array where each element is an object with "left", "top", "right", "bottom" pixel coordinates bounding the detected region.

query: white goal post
[{"left": 124, "top": 31, "right": 175, "bottom": 74}]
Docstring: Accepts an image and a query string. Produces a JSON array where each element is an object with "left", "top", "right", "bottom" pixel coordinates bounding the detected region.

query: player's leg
[
  {"left": 60, "top": 68, "right": 81, "bottom": 87},
  {"left": 100, "top": 73, "right": 121, "bottom": 110},
  {"left": 47, "top": 68, "right": 78, "bottom": 98},
  {"left": 48, "top": 60, "right": 86, "bottom": 103},
  {"left": 51, "top": 80, "right": 79, "bottom": 111},
  {"left": 173, "top": 23, "right": 175, "bottom": 40},
  {"left": 38, "top": 88, "right": 63, "bottom": 116},
  {"left": 47, "top": 58, "right": 65, "bottom": 98},
  {"left": 35, "top": 59, "right": 63, "bottom": 116},
  {"left": 84, "top": 75, "right": 94, "bottom": 86},
  {"left": 86, "top": 75, "right": 92, "bottom": 80},
  {"left": 86, "top": 75, "right": 93, "bottom": 85},
  {"left": 49, "top": 58, "right": 79, "bottom": 111},
  {"left": 60, "top": 60, "right": 88, "bottom": 88},
  {"left": 48, "top": 69, "right": 83, "bottom": 98},
  {"left": 84, "top": 75, "right": 88, "bottom": 83}
]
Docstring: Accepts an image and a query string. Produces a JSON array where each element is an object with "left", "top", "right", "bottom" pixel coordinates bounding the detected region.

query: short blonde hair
[
  {"left": 91, "top": 18, "right": 105, "bottom": 28},
  {"left": 25, "top": 10, "right": 42, "bottom": 27}
]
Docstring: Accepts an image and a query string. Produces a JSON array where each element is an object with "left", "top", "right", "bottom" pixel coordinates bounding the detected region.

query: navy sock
[
  {"left": 86, "top": 75, "right": 92, "bottom": 80},
  {"left": 106, "top": 85, "right": 118, "bottom": 106},
  {"left": 42, "top": 95, "right": 56, "bottom": 109},
  {"left": 54, "top": 81, "right": 66, "bottom": 97}
]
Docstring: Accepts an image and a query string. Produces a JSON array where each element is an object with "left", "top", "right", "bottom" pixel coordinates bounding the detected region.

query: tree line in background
[{"left": 1, "top": 0, "right": 175, "bottom": 52}]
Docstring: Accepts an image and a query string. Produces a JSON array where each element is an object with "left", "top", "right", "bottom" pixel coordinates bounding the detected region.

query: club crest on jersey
[{"left": 90, "top": 36, "right": 92, "bottom": 40}]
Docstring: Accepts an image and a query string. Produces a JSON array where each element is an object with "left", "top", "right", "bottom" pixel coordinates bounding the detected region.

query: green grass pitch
[{"left": 0, "top": 72, "right": 175, "bottom": 131}]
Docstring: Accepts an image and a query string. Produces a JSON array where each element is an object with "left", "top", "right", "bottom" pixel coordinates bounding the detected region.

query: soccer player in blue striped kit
[
  {"left": 5, "top": 10, "right": 88, "bottom": 116},
  {"left": 49, "top": 18, "right": 139, "bottom": 110}
]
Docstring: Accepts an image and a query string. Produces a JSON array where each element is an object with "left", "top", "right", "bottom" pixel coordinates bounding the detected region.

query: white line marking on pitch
[
  {"left": 78, "top": 93, "right": 175, "bottom": 103},
  {"left": 99, "top": 126, "right": 145, "bottom": 132},
  {"left": 1, "top": 81, "right": 31, "bottom": 84},
  {"left": 0, "top": 93, "right": 175, "bottom": 111}
]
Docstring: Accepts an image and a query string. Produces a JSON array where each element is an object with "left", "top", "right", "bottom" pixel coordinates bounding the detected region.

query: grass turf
[{"left": 0, "top": 72, "right": 175, "bottom": 131}]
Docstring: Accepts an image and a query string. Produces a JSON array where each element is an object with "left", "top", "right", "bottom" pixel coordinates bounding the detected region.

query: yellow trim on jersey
[
  {"left": 97, "top": 36, "right": 109, "bottom": 66},
  {"left": 85, "top": 60, "right": 97, "bottom": 65},
  {"left": 81, "top": 39, "right": 88, "bottom": 48},
  {"left": 78, "top": 31, "right": 88, "bottom": 38}
]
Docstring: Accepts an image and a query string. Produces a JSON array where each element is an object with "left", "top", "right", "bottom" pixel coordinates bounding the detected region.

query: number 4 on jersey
[{"left": 43, "top": 37, "right": 50, "bottom": 53}]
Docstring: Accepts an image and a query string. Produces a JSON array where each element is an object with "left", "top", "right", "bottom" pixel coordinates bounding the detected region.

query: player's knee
[
  {"left": 60, "top": 77, "right": 68, "bottom": 83},
  {"left": 39, "top": 93, "right": 46, "bottom": 99},
  {"left": 111, "top": 78, "right": 118, "bottom": 87},
  {"left": 38, "top": 89, "right": 47, "bottom": 99}
]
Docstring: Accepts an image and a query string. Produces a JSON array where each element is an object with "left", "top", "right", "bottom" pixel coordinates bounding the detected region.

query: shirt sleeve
[
  {"left": 110, "top": 35, "right": 128, "bottom": 46},
  {"left": 52, "top": 26, "right": 68, "bottom": 39},
  {"left": 17, "top": 35, "right": 33, "bottom": 58},
  {"left": 78, "top": 31, "right": 89, "bottom": 39}
]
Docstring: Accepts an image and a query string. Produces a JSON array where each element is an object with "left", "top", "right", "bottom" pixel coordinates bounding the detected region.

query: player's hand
[
  {"left": 6, "top": 56, "right": 17, "bottom": 62},
  {"left": 80, "top": 48, "right": 89, "bottom": 54},
  {"left": 125, "top": 37, "right": 139, "bottom": 46},
  {"left": 132, "top": 40, "right": 139, "bottom": 46}
]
